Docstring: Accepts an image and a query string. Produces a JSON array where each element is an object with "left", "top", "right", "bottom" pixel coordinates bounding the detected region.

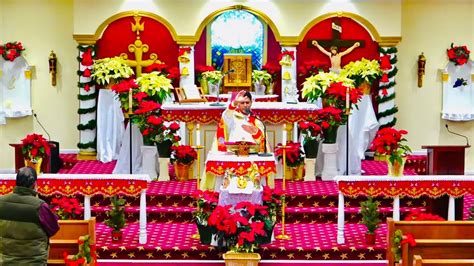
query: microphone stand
[
  {"left": 445, "top": 124, "right": 470, "bottom": 146},
  {"left": 254, "top": 114, "right": 272, "bottom": 157}
]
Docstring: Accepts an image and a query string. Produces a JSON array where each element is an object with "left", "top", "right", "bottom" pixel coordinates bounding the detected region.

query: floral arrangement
[
  {"left": 447, "top": 43, "right": 470, "bottom": 66},
  {"left": 262, "top": 186, "right": 284, "bottom": 224},
  {"left": 301, "top": 71, "right": 354, "bottom": 102},
  {"left": 323, "top": 81, "right": 363, "bottom": 110},
  {"left": 340, "top": 58, "right": 383, "bottom": 87},
  {"left": 261, "top": 63, "right": 281, "bottom": 81},
  {"left": 298, "top": 120, "right": 323, "bottom": 143},
  {"left": 298, "top": 60, "right": 329, "bottom": 79},
  {"left": 370, "top": 127, "right": 412, "bottom": 165},
  {"left": 192, "top": 190, "right": 219, "bottom": 225},
  {"left": 202, "top": 70, "right": 224, "bottom": 85},
  {"left": 50, "top": 197, "right": 82, "bottom": 220},
  {"left": 195, "top": 65, "right": 215, "bottom": 85},
  {"left": 21, "top": 133, "right": 50, "bottom": 161},
  {"left": 0, "top": 41, "right": 25, "bottom": 62},
  {"left": 171, "top": 145, "right": 197, "bottom": 165},
  {"left": 391, "top": 229, "right": 416, "bottom": 262},
  {"left": 315, "top": 107, "right": 344, "bottom": 143},
  {"left": 155, "top": 122, "right": 181, "bottom": 144},
  {"left": 275, "top": 142, "right": 305, "bottom": 167},
  {"left": 144, "top": 63, "right": 180, "bottom": 85},
  {"left": 135, "top": 71, "right": 173, "bottom": 103},
  {"left": 251, "top": 70, "right": 272, "bottom": 87},
  {"left": 404, "top": 210, "right": 444, "bottom": 221},
  {"left": 91, "top": 56, "right": 134, "bottom": 85}
]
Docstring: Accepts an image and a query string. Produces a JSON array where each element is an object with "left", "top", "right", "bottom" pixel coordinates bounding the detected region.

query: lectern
[{"left": 422, "top": 145, "right": 470, "bottom": 220}]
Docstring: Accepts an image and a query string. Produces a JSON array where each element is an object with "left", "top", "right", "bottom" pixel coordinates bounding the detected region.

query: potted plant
[
  {"left": 21, "top": 133, "right": 50, "bottom": 174},
  {"left": 340, "top": 58, "right": 382, "bottom": 91},
  {"left": 155, "top": 122, "right": 181, "bottom": 157},
  {"left": 298, "top": 60, "right": 329, "bottom": 80},
  {"left": 192, "top": 189, "right": 219, "bottom": 244},
  {"left": 201, "top": 70, "right": 224, "bottom": 95},
  {"left": 261, "top": 63, "right": 280, "bottom": 94},
  {"left": 104, "top": 196, "right": 126, "bottom": 242},
  {"left": 360, "top": 197, "right": 381, "bottom": 245},
  {"left": 404, "top": 210, "right": 444, "bottom": 221},
  {"left": 170, "top": 145, "right": 197, "bottom": 181},
  {"left": 251, "top": 70, "right": 272, "bottom": 95},
  {"left": 91, "top": 56, "right": 134, "bottom": 86},
  {"left": 195, "top": 65, "right": 215, "bottom": 93},
  {"left": 275, "top": 142, "right": 305, "bottom": 180},
  {"left": 370, "top": 127, "right": 412, "bottom": 177},
  {"left": 298, "top": 120, "right": 323, "bottom": 158},
  {"left": 50, "top": 197, "right": 82, "bottom": 220}
]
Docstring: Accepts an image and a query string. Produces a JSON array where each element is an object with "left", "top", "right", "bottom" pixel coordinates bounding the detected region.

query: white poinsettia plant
[
  {"left": 91, "top": 56, "right": 134, "bottom": 85},
  {"left": 136, "top": 71, "right": 173, "bottom": 104},
  {"left": 301, "top": 71, "right": 354, "bottom": 102},
  {"left": 201, "top": 70, "right": 224, "bottom": 85},
  {"left": 340, "top": 58, "right": 382, "bottom": 87},
  {"left": 252, "top": 70, "right": 272, "bottom": 87}
]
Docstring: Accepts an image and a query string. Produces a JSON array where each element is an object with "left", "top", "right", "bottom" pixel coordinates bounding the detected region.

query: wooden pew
[
  {"left": 48, "top": 218, "right": 96, "bottom": 265},
  {"left": 387, "top": 218, "right": 474, "bottom": 266},
  {"left": 414, "top": 255, "right": 474, "bottom": 266},
  {"left": 403, "top": 239, "right": 474, "bottom": 266}
]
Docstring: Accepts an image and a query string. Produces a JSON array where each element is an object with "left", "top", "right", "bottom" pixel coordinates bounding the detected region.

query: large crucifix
[
  {"left": 308, "top": 17, "right": 365, "bottom": 72},
  {"left": 120, "top": 16, "right": 160, "bottom": 77}
]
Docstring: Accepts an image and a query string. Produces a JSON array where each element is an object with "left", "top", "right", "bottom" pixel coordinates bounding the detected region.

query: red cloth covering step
[{"left": 205, "top": 160, "right": 276, "bottom": 177}]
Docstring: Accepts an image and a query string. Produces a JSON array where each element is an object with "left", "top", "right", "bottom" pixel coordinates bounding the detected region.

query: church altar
[
  {"left": 202, "top": 151, "right": 276, "bottom": 190},
  {"left": 334, "top": 175, "right": 474, "bottom": 244},
  {"left": 205, "top": 94, "right": 279, "bottom": 102},
  {"left": 0, "top": 174, "right": 151, "bottom": 244}
]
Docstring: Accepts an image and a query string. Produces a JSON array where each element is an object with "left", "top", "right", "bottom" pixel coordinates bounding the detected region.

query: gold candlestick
[
  {"left": 276, "top": 145, "right": 290, "bottom": 240},
  {"left": 191, "top": 145, "right": 204, "bottom": 240}
]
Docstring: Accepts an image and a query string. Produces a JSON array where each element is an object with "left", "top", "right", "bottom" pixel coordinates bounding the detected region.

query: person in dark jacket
[{"left": 0, "top": 166, "right": 60, "bottom": 265}]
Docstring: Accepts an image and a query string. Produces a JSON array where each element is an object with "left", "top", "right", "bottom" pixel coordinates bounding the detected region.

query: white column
[
  {"left": 280, "top": 46, "right": 298, "bottom": 103},
  {"left": 84, "top": 195, "right": 91, "bottom": 220},
  {"left": 139, "top": 189, "right": 148, "bottom": 244},
  {"left": 393, "top": 196, "right": 400, "bottom": 221},
  {"left": 337, "top": 191, "right": 345, "bottom": 244},
  {"left": 179, "top": 46, "right": 195, "bottom": 89},
  {"left": 448, "top": 196, "right": 455, "bottom": 221}
]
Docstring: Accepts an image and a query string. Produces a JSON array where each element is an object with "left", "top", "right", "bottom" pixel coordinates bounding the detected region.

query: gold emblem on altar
[
  {"left": 248, "top": 163, "right": 261, "bottom": 189},
  {"left": 237, "top": 175, "right": 248, "bottom": 189}
]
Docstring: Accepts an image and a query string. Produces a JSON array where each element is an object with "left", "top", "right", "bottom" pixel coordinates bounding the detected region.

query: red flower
[
  {"left": 21, "top": 133, "right": 50, "bottom": 160},
  {"left": 146, "top": 115, "right": 163, "bottom": 126},
  {"left": 133, "top": 91, "right": 148, "bottom": 102},
  {"left": 169, "top": 122, "right": 180, "bottom": 131},
  {"left": 134, "top": 101, "right": 161, "bottom": 114}
]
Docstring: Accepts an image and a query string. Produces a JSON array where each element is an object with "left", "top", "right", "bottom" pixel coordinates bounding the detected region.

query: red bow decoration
[
  {"left": 380, "top": 55, "right": 392, "bottom": 70},
  {"left": 381, "top": 88, "right": 388, "bottom": 96},
  {"left": 381, "top": 73, "right": 389, "bottom": 83},
  {"left": 400, "top": 233, "right": 416, "bottom": 247},
  {"left": 278, "top": 50, "right": 295, "bottom": 61},
  {"left": 179, "top": 47, "right": 191, "bottom": 56},
  {"left": 84, "top": 84, "right": 90, "bottom": 92},
  {"left": 81, "top": 49, "right": 93, "bottom": 66},
  {"left": 82, "top": 68, "right": 91, "bottom": 78}
]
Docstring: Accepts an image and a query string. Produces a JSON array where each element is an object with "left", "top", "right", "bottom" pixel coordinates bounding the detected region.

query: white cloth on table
[
  {"left": 96, "top": 89, "right": 125, "bottom": 163},
  {"left": 316, "top": 95, "right": 379, "bottom": 175},
  {"left": 113, "top": 123, "right": 144, "bottom": 174}
]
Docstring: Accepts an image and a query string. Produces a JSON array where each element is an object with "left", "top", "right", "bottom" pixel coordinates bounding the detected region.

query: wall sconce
[
  {"left": 49, "top": 50, "right": 57, "bottom": 86},
  {"left": 417, "top": 52, "right": 426, "bottom": 88}
]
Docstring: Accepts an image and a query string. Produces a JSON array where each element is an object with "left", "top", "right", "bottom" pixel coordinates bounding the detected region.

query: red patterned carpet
[{"left": 51, "top": 155, "right": 473, "bottom": 263}]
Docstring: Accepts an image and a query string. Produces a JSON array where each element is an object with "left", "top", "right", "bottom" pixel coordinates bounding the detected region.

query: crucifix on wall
[{"left": 308, "top": 17, "right": 365, "bottom": 72}]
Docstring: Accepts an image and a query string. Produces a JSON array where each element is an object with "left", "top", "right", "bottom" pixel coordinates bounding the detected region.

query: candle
[
  {"left": 282, "top": 123, "right": 287, "bottom": 145},
  {"left": 196, "top": 124, "right": 201, "bottom": 146},
  {"left": 345, "top": 87, "right": 350, "bottom": 110},
  {"left": 128, "top": 88, "right": 133, "bottom": 114}
]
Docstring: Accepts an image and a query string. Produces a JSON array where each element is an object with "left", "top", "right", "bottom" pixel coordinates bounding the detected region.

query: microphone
[
  {"left": 224, "top": 69, "right": 235, "bottom": 75},
  {"left": 445, "top": 124, "right": 469, "bottom": 146},
  {"left": 33, "top": 111, "right": 51, "bottom": 141},
  {"left": 252, "top": 112, "right": 272, "bottom": 157}
]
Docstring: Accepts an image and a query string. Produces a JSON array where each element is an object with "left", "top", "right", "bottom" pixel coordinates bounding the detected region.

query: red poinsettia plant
[
  {"left": 50, "top": 197, "right": 82, "bottom": 220},
  {"left": 298, "top": 60, "right": 329, "bottom": 79},
  {"left": 192, "top": 190, "right": 220, "bottom": 226},
  {"left": 298, "top": 120, "right": 323, "bottom": 143},
  {"left": 275, "top": 142, "right": 305, "bottom": 167},
  {"left": 447, "top": 43, "right": 470, "bottom": 66},
  {"left": 324, "top": 82, "right": 363, "bottom": 110},
  {"left": 0, "top": 41, "right": 25, "bottom": 61},
  {"left": 170, "top": 145, "right": 197, "bottom": 165},
  {"left": 370, "top": 127, "right": 412, "bottom": 165},
  {"left": 315, "top": 107, "right": 345, "bottom": 143},
  {"left": 195, "top": 65, "right": 216, "bottom": 85},
  {"left": 261, "top": 62, "right": 281, "bottom": 81},
  {"left": 21, "top": 133, "right": 50, "bottom": 161},
  {"left": 404, "top": 210, "right": 444, "bottom": 221}
]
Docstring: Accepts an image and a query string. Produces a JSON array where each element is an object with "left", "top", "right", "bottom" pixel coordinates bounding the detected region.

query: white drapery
[
  {"left": 442, "top": 61, "right": 474, "bottom": 121},
  {"left": 113, "top": 122, "right": 144, "bottom": 174}
]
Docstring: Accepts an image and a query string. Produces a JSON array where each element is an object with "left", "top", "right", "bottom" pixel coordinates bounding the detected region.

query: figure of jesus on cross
[{"left": 312, "top": 40, "right": 360, "bottom": 72}]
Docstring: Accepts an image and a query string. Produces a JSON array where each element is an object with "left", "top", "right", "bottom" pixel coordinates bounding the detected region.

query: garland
[
  {"left": 77, "top": 44, "right": 97, "bottom": 150},
  {"left": 63, "top": 235, "right": 97, "bottom": 266},
  {"left": 378, "top": 47, "right": 399, "bottom": 129},
  {"left": 0, "top": 41, "right": 25, "bottom": 61}
]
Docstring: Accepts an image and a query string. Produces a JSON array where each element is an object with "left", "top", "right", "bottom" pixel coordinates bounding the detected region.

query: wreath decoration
[
  {"left": 447, "top": 43, "right": 470, "bottom": 66},
  {"left": 0, "top": 41, "right": 25, "bottom": 62}
]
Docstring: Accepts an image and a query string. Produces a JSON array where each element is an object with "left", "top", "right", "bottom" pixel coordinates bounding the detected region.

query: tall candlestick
[
  {"left": 282, "top": 123, "right": 287, "bottom": 144},
  {"left": 128, "top": 88, "right": 133, "bottom": 114},
  {"left": 196, "top": 124, "right": 201, "bottom": 146},
  {"left": 345, "top": 86, "right": 350, "bottom": 115}
]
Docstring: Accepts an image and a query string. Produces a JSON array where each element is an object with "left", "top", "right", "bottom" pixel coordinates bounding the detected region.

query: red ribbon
[
  {"left": 179, "top": 47, "right": 191, "bottom": 56},
  {"left": 401, "top": 233, "right": 416, "bottom": 247},
  {"left": 278, "top": 50, "right": 295, "bottom": 61}
]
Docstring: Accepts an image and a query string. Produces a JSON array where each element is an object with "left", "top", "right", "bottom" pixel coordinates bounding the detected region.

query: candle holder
[
  {"left": 276, "top": 145, "right": 290, "bottom": 240},
  {"left": 190, "top": 144, "right": 204, "bottom": 240}
]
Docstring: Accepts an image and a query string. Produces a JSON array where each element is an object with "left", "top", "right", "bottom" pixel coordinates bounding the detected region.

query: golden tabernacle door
[{"left": 222, "top": 54, "right": 252, "bottom": 93}]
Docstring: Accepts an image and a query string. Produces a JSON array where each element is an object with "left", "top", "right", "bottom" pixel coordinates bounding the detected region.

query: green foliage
[
  {"left": 104, "top": 196, "right": 126, "bottom": 231},
  {"left": 391, "top": 229, "right": 403, "bottom": 262},
  {"left": 360, "top": 197, "right": 381, "bottom": 234}
]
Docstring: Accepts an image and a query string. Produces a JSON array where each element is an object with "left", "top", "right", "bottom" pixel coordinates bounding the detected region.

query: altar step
[
  {"left": 89, "top": 205, "right": 426, "bottom": 224},
  {"left": 95, "top": 222, "right": 387, "bottom": 261}
]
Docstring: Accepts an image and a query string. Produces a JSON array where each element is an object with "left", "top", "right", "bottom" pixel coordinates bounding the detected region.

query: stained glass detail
[{"left": 210, "top": 10, "right": 264, "bottom": 70}]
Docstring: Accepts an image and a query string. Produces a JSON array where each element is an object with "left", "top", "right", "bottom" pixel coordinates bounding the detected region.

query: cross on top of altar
[
  {"left": 307, "top": 17, "right": 365, "bottom": 49},
  {"left": 120, "top": 16, "right": 160, "bottom": 77}
]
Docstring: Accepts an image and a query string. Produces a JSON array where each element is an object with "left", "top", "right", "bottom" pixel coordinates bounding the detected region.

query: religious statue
[{"left": 312, "top": 41, "right": 360, "bottom": 72}]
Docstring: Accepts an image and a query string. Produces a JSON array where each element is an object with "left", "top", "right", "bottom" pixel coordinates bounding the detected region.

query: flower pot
[
  {"left": 111, "top": 230, "right": 123, "bottom": 242},
  {"left": 223, "top": 251, "right": 261, "bottom": 266},
  {"left": 303, "top": 140, "right": 319, "bottom": 158},
  {"left": 157, "top": 140, "right": 173, "bottom": 158},
  {"left": 321, "top": 143, "right": 338, "bottom": 181},
  {"left": 285, "top": 164, "right": 304, "bottom": 181},
  {"left": 254, "top": 82, "right": 266, "bottom": 95},
  {"left": 208, "top": 82, "right": 220, "bottom": 96},
  {"left": 323, "top": 126, "right": 338, "bottom": 144},
  {"left": 387, "top": 157, "right": 406, "bottom": 177},
  {"left": 365, "top": 232, "right": 376, "bottom": 245},
  {"left": 24, "top": 158, "right": 43, "bottom": 175},
  {"left": 197, "top": 223, "right": 214, "bottom": 245},
  {"left": 174, "top": 162, "right": 193, "bottom": 181}
]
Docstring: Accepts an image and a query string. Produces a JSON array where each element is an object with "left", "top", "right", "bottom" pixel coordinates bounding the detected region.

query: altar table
[
  {"left": 202, "top": 151, "right": 277, "bottom": 190},
  {"left": 205, "top": 94, "right": 279, "bottom": 102},
  {"left": 334, "top": 175, "right": 474, "bottom": 244},
  {"left": 0, "top": 174, "right": 151, "bottom": 244}
]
